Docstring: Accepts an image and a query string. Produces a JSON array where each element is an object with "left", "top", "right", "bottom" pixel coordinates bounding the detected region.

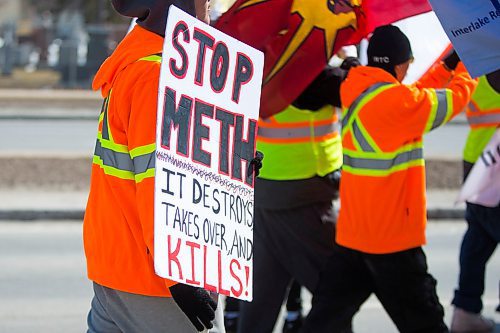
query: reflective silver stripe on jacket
[
  {"left": 94, "top": 140, "right": 156, "bottom": 173},
  {"left": 257, "top": 122, "right": 339, "bottom": 139},
  {"left": 352, "top": 120, "right": 375, "bottom": 152},
  {"left": 133, "top": 151, "right": 156, "bottom": 174},
  {"left": 468, "top": 101, "right": 480, "bottom": 113},
  {"left": 430, "top": 89, "right": 449, "bottom": 130},
  {"left": 342, "top": 82, "right": 392, "bottom": 129},
  {"left": 467, "top": 113, "right": 500, "bottom": 125},
  {"left": 343, "top": 148, "right": 423, "bottom": 170}
]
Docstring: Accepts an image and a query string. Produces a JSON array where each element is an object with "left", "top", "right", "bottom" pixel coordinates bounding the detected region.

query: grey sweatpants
[{"left": 87, "top": 282, "right": 212, "bottom": 333}]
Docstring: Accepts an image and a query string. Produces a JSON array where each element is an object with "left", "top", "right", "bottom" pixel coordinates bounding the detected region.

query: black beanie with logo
[
  {"left": 111, "top": 0, "right": 196, "bottom": 36},
  {"left": 367, "top": 25, "right": 413, "bottom": 77}
]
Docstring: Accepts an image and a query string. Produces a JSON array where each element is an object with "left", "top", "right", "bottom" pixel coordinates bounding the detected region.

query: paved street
[
  {"left": 0, "top": 114, "right": 468, "bottom": 158},
  {"left": 0, "top": 221, "right": 498, "bottom": 333},
  {"left": 0, "top": 97, "right": 495, "bottom": 332}
]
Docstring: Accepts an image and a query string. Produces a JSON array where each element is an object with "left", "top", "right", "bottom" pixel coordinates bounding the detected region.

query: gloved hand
[
  {"left": 169, "top": 283, "right": 217, "bottom": 331},
  {"left": 443, "top": 50, "right": 460, "bottom": 71},
  {"left": 328, "top": 169, "right": 342, "bottom": 200},
  {"left": 248, "top": 151, "right": 264, "bottom": 177},
  {"left": 340, "top": 56, "right": 361, "bottom": 71}
]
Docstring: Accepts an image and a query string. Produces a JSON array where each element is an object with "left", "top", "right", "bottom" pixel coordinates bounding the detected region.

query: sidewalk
[{"left": 0, "top": 189, "right": 466, "bottom": 221}]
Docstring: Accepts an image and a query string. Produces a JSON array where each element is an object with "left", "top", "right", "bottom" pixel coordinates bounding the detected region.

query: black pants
[
  {"left": 237, "top": 201, "right": 336, "bottom": 333},
  {"left": 301, "top": 245, "right": 448, "bottom": 333},
  {"left": 452, "top": 202, "right": 500, "bottom": 313}
]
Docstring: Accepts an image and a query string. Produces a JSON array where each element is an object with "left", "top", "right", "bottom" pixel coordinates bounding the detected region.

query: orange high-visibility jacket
[
  {"left": 337, "top": 63, "right": 477, "bottom": 254},
  {"left": 83, "top": 25, "right": 176, "bottom": 296}
]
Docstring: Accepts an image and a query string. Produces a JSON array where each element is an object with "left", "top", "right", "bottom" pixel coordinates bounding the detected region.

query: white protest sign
[
  {"left": 428, "top": 0, "right": 500, "bottom": 77},
  {"left": 154, "top": 5, "right": 264, "bottom": 302},
  {"left": 457, "top": 128, "right": 500, "bottom": 207}
]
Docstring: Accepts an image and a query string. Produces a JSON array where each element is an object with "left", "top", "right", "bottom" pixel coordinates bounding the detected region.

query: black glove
[
  {"left": 292, "top": 66, "right": 344, "bottom": 110},
  {"left": 248, "top": 151, "right": 264, "bottom": 178},
  {"left": 328, "top": 169, "right": 341, "bottom": 200},
  {"left": 340, "top": 56, "right": 361, "bottom": 71},
  {"left": 169, "top": 283, "right": 217, "bottom": 331},
  {"left": 443, "top": 50, "right": 460, "bottom": 71}
]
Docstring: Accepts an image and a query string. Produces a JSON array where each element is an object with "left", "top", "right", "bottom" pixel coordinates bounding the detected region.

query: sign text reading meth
[{"left": 154, "top": 6, "right": 264, "bottom": 302}]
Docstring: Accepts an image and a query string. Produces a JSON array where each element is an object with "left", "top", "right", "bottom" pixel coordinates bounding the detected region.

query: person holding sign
[
  {"left": 233, "top": 59, "right": 359, "bottom": 333},
  {"left": 81, "top": 1, "right": 263, "bottom": 332},
  {"left": 450, "top": 69, "right": 500, "bottom": 333},
  {"left": 301, "top": 25, "right": 477, "bottom": 333}
]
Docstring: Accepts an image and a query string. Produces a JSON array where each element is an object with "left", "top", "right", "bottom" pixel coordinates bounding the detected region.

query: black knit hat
[
  {"left": 367, "top": 25, "right": 413, "bottom": 76},
  {"left": 111, "top": 0, "right": 196, "bottom": 36}
]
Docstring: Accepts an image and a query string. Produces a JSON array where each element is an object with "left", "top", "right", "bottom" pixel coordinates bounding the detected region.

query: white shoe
[{"left": 450, "top": 307, "right": 495, "bottom": 333}]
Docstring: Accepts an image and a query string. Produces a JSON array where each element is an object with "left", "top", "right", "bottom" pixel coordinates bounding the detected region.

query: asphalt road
[{"left": 0, "top": 221, "right": 498, "bottom": 333}]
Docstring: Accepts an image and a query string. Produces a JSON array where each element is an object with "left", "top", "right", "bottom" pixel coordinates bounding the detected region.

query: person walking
[
  {"left": 234, "top": 59, "right": 359, "bottom": 333},
  {"left": 450, "top": 68, "right": 500, "bottom": 333},
  {"left": 82, "top": 1, "right": 255, "bottom": 332},
  {"left": 300, "top": 25, "right": 477, "bottom": 333}
]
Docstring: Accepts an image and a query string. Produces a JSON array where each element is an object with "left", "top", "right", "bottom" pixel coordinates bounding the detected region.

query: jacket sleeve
[
  {"left": 127, "top": 63, "right": 178, "bottom": 289},
  {"left": 414, "top": 62, "right": 453, "bottom": 89},
  {"left": 381, "top": 62, "right": 477, "bottom": 143}
]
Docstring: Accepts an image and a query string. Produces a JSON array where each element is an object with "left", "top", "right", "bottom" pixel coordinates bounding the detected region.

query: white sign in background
[
  {"left": 457, "top": 128, "right": 500, "bottom": 207},
  {"left": 154, "top": 6, "right": 264, "bottom": 301}
]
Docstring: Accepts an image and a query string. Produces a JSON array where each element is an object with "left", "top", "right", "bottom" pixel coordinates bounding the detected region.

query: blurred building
[
  {"left": 0, "top": 0, "right": 23, "bottom": 23},
  {"left": 0, "top": 0, "right": 131, "bottom": 88}
]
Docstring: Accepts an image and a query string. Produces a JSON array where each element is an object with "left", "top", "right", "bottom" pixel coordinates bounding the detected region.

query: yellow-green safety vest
[
  {"left": 256, "top": 104, "right": 342, "bottom": 180},
  {"left": 463, "top": 75, "right": 500, "bottom": 163}
]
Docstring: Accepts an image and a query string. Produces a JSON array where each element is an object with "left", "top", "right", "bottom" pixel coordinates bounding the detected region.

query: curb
[
  {"left": 0, "top": 208, "right": 465, "bottom": 221},
  {"left": 0, "top": 210, "right": 84, "bottom": 221},
  {"left": 427, "top": 209, "right": 465, "bottom": 220},
  {"left": 0, "top": 113, "right": 97, "bottom": 121},
  {"left": 0, "top": 89, "right": 101, "bottom": 101}
]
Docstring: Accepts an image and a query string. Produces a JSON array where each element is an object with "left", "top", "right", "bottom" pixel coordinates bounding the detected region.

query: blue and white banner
[
  {"left": 457, "top": 129, "right": 500, "bottom": 207},
  {"left": 428, "top": 0, "right": 500, "bottom": 77}
]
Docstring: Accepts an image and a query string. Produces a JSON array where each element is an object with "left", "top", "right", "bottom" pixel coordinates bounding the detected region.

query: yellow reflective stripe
[
  {"left": 102, "top": 91, "right": 114, "bottom": 142},
  {"left": 353, "top": 119, "right": 381, "bottom": 153},
  {"left": 93, "top": 140, "right": 156, "bottom": 181},
  {"left": 93, "top": 82, "right": 158, "bottom": 182},
  {"left": 341, "top": 107, "right": 349, "bottom": 122},
  {"left": 130, "top": 143, "right": 156, "bottom": 158},
  {"left": 343, "top": 141, "right": 423, "bottom": 176},
  {"left": 341, "top": 83, "right": 394, "bottom": 132},
  {"left": 97, "top": 135, "right": 129, "bottom": 153},
  {"left": 342, "top": 159, "right": 424, "bottom": 176},
  {"left": 343, "top": 141, "right": 423, "bottom": 158},
  {"left": 351, "top": 122, "right": 364, "bottom": 152},
  {"left": 93, "top": 155, "right": 135, "bottom": 180},
  {"left": 138, "top": 55, "right": 162, "bottom": 63},
  {"left": 424, "top": 90, "right": 439, "bottom": 132},
  {"left": 131, "top": 144, "right": 156, "bottom": 183},
  {"left": 425, "top": 89, "right": 451, "bottom": 132},
  {"left": 443, "top": 89, "right": 454, "bottom": 124},
  {"left": 135, "top": 168, "right": 155, "bottom": 183},
  {"left": 98, "top": 109, "right": 105, "bottom": 123}
]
